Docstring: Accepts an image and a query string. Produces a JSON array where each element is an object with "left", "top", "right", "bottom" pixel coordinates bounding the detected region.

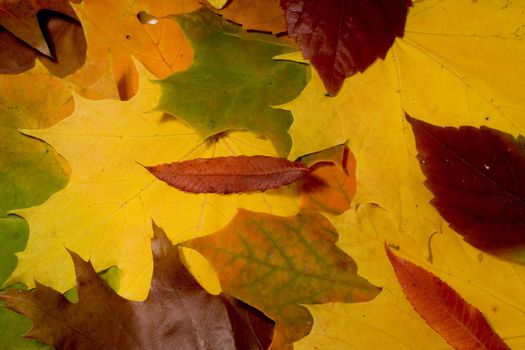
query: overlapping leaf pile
[{"left": 2, "top": 0, "right": 525, "bottom": 349}]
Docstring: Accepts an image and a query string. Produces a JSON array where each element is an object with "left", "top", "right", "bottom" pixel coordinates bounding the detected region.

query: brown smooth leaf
[
  {"left": 184, "top": 209, "right": 381, "bottom": 349},
  {"left": 38, "top": 11, "right": 87, "bottom": 78},
  {"left": 0, "top": 0, "right": 76, "bottom": 56},
  {"left": 0, "top": 224, "right": 274, "bottom": 350},
  {"left": 407, "top": 115, "right": 525, "bottom": 264},
  {"left": 299, "top": 144, "right": 356, "bottom": 214},
  {"left": 145, "top": 155, "right": 309, "bottom": 194},
  {"left": 281, "top": 0, "right": 412, "bottom": 95},
  {"left": 0, "top": 27, "right": 36, "bottom": 74},
  {"left": 214, "top": 0, "right": 287, "bottom": 34},
  {"left": 386, "top": 245, "right": 511, "bottom": 350}
]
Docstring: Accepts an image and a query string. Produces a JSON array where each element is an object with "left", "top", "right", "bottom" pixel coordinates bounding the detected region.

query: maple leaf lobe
[
  {"left": 146, "top": 155, "right": 309, "bottom": 194},
  {"left": 386, "top": 246, "right": 510, "bottom": 350},
  {"left": 407, "top": 115, "right": 525, "bottom": 263},
  {"left": 281, "top": 0, "right": 412, "bottom": 95}
]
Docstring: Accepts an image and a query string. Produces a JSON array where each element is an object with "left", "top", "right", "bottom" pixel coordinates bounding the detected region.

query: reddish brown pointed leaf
[
  {"left": 281, "top": 0, "right": 412, "bottom": 95},
  {"left": 0, "top": 27, "right": 36, "bottom": 74},
  {"left": 184, "top": 209, "right": 381, "bottom": 348},
  {"left": 0, "top": 224, "right": 274, "bottom": 350},
  {"left": 407, "top": 115, "right": 525, "bottom": 264},
  {"left": 146, "top": 155, "right": 309, "bottom": 194},
  {"left": 298, "top": 144, "right": 356, "bottom": 214},
  {"left": 386, "top": 246, "right": 510, "bottom": 350}
]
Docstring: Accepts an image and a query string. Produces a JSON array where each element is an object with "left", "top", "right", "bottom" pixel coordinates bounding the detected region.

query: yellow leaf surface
[
  {"left": 284, "top": 0, "right": 525, "bottom": 252},
  {"left": 207, "top": 0, "right": 229, "bottom": 10},
  {"left": 8, "top": 63, "right": 302, "bottom": 301},
  {"left": 71, "top": 0, "right": 201, "bottom": 99},
  {"left": 296, "top": 204, "right": 525, "bottom": 349}
]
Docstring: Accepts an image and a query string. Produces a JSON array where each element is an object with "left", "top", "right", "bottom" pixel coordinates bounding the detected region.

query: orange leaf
[
  {"left": 73, "top": 0, "right": 201, "bottom": 99},
  {"left": 146, "top": 155, "right": 308, "bottom": 194},
  {"left": 214, "top": 0, "right": 287, "bottom": 34},
  {"left": 385, "top": 246, "right": 511, "bottom": 350},
  {"left": 299, "top": 144, "right": 356, "bottom": 214}
]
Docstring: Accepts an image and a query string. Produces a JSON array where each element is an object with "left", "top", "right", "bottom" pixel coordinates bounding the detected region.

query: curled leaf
[
  {"left": 146, "top": 155, "right": 309, "bottom": 194},
  {"left": 386, "top": 246, "right": 510, "bottom": 350}
]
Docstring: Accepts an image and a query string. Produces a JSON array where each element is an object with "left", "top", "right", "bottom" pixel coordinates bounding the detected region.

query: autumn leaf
[
  {"left": 407, "top": 115, "right": 525, "bottom": 265},
  {"left": 281, "top": 0, "right": 412, "bottom": 95},
  {"left": 295, "top": 203, "right": 525, "bottom": 349},
  {"left": 0, "top": 224, "right": 275, "bottom": 350},
  {"left": 214, "top": 0, "right": 287, "bottom": 34},
  {"left": 157, "top": 8, "right": 309, "bottom": 157},
  {"left": 285, "top": 0, "right": 525, "bottom": 255},
  {"left": 0, "top": 28, "right": 36, "bottom": 74},
  {"left": 7, "top": 63, "right": 303, "bottom": 301},
  {"left": 207, "top": 0, "right": 228, "bottom": 10},
  {"left": 0, "top": 0, "right": 77, "bottom": 56},
  {"left": 386, "top": 245, "right": 510, "bottom": 350},
  {"left": 71, "top": 0, "right": 201, "bottom": 99},
  {"left": 146, "top": 155, "right": 308, "bottom": 194},
  {"left": 298, "top": 144, "right": 356, "bottom": 215},
  {"left": 184, "top": 209, "right": 381, "bottom": 349}
]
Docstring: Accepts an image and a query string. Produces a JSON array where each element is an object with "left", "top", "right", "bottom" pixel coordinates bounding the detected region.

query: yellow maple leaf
[
  {"left": 8, "top": 63, "right": 302, "bottom": 300},
  {"left": 284, "top": 0, "right": 525, "bottom": 253},
  {"left": 295, "top": 204, "right": 525, "bottom": 349}
]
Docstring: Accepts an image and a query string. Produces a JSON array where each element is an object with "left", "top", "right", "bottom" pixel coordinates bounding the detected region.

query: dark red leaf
[
  {"left": 407, "top": 115, "right": 525, "bottom": 263},
  {"left": 281, "top": 0, "right": 412, "bottom": 95},
  {"left": 145, "top": 155, "right": 309, "bottom": 194},
  {"left": 0, "top": 224, "right": 274, "bottom": 350},
  {"left": 386, "top": 246, "right": 510, "bottom": 350}
]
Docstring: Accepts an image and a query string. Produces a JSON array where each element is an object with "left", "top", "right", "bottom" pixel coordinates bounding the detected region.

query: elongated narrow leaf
[
  {"left": 146, "top": 155, "right": 309, "bottom": 194},
  {"left": 386, "top": 246, "right": 510, "bottom": 350},
  {"left": 0, "top": 224, "right": 274, "bottom": 350},
  {"left": 281, "top": 0, "right": 411, "bottom": 95},
  {"left": 407, "top": 115, "right": 525, "bottom": 264}
]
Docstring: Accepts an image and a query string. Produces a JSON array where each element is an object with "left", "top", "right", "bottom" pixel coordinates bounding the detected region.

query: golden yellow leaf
[
  {"left": 284, "top": 0, "right": 525, "bottom": 252},
  {"left": 295, "top": 204, "right": 525, "bottom": 349},
  {"left": 8, "top": 63, "right": 302, "bottom": 301},
  {"left": 206, "top": 0, "right": 229, "bottom": 10}
]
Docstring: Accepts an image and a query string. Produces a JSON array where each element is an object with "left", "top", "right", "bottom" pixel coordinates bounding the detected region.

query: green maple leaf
[{"left": 157, "top": 8, "right": 309, "bottom": 157}]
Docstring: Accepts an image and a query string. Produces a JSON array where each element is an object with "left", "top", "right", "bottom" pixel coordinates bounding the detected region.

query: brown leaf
[
  {"left": 281, "top": 0, "right": 412, "bottom": 95},
  {"left": 407, "top": 115, "right": 525, "bottom": 264},
  {"left": 145, "top": 155, "right": 309, "bottom": 194},
  {"left": 214, "top": 0, "right": 287, "bottom": 34},
  {"left": 386, "top": 246, "right": 510, "bottom": 350},
  {"left": 184, "top": 209, "right": 381, "bottom": 348},
  {"left": 0, "top": 27, "right": 36, "bottom": 74},
  {"left": 0, "top": 0, "right": 77, "bottom": 56},
  {"left": 0, "top": 224, "right": 274, "bottom": 350}
]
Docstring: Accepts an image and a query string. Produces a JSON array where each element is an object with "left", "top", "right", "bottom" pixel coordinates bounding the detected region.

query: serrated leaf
[
  {"left": 0, "top": 225, "right": 274, "bottom": 350},
  {"left": 281, "top": 0, "right": 412, "bottom": 95},
  {"left": 157, "top": 8, "right": 309, "bottom": 157},
  {"left": 146, "top": 155, "right": 308, "bottom": 194},
  {"left": 408, "top": 115, "right": 525, "bottom": 264},
  {"left": 386, "top": 245, "right": 510, "bottom": 350},
  {"left": 184, "top": 209, "right": 381, "bottom": 348}
]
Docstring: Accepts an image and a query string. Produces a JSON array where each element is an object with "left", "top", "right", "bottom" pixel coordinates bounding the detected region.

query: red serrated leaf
[
  {"left": 385, "top": 246, "right": 510, "bottom": 350},
  {"left": 407, "top": 115, "right": 525, "bottom": 263},
  {"left": 281, "top": 0, "right": 412, "bottom": 95},
  {"left": 145, "top": 155, "right": 309, "bottom": 194}
]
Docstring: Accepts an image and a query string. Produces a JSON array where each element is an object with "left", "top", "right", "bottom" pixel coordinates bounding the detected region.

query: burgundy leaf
[
  {"left": 386, "top": 246, "right": 510, "bottom": 350},
  {"left": 407, "top": 115, "right": 525, "bottom": 263},
  {"left": 145, "top": 155, "right": 309, "bottom": 194},
  {"left": 281, "top": 0, "right": 412, "bottom": 95}
]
